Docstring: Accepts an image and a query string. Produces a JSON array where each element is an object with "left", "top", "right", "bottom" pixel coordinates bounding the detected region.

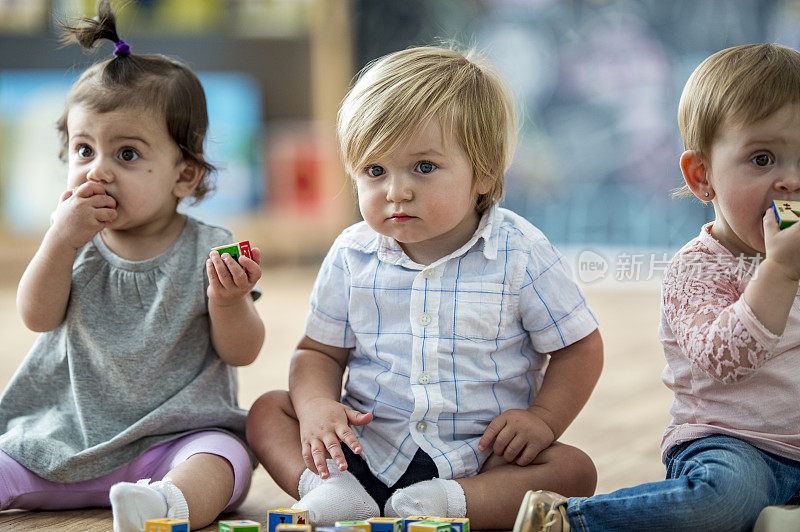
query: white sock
[
  {"left": 384, "top": 478, "right": 466, "bottom": 518},
  {"left": 292, "top": 460, "right": 379, "bottom": 525},
  {"left": 297, "top": 466, "right": 324, "bottom": 498},
  {"left": 110, "top": 477, "right": 189, "bottom": 532}
]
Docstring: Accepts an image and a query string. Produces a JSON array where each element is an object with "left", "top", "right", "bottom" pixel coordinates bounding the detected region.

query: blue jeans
[{"left": 566, "top": 435, "right": 800, "bottom": 531}]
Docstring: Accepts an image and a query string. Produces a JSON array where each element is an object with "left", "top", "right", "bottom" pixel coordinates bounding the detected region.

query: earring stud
[{"left": 704, "top": 192, "right": 710, "bottom": 197}]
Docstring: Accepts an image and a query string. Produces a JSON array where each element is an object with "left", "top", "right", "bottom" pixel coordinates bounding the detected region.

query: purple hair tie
[{"left": 113, "top": 39, "right": 130, "bottom": 58}]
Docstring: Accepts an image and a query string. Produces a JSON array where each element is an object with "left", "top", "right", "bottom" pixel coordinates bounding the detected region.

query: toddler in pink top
[{"left": 514, "top": 43, "right": 800, "bottom": 532}]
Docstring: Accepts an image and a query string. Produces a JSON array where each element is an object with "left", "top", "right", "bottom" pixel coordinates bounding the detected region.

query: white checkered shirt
[{"left": 305, "top": 206, "right": 598, "bottom": 485}]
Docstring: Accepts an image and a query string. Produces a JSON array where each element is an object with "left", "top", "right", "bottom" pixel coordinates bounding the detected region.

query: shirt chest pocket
[{"left": 453, "top": 282, "right": 508, "bottom": 341}]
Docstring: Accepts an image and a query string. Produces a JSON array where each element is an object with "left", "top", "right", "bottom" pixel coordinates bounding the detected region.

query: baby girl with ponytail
[{"left": 0, "top": 1, "right": 265, "bottom": 530}]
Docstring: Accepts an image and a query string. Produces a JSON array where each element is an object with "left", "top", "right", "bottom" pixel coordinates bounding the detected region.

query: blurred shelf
[
  {"left": 0, "top": 32, "right": 312, "bottom": 121},
  {"left": 0, "top": 0, "right": 315, "bottom": 39}
]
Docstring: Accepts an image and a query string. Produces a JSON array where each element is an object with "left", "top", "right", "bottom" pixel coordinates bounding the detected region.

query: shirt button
[
  {"left": 418, "top": 313, "right": 432, "bottom": 326},
  {"left": 416, "top": 421, "right": 427, "bottom": 433},
  {"left": 423, "top": 269, "right": 435, "bottom": 279},
  {"left": 418, "top": 372, "right": 431, "bottom": 385}
]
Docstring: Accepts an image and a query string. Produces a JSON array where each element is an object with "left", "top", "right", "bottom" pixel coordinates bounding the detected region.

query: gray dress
[{"left": 0, "top": 216, "right": 258, "bottom": 483}]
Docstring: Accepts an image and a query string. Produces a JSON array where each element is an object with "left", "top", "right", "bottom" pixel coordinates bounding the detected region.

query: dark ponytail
[{"left": 58, "top": 0, "right": 121, "bottom": 51}]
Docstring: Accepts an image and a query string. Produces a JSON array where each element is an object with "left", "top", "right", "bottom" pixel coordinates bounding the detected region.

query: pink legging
[{"left": 0, "top": 431, "right": 252, "bottom": 512}]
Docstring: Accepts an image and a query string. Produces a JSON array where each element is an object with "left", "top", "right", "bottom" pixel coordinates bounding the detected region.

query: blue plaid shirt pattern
[{"left": 305, "top": 206, "right": 598, "bottom": 486}]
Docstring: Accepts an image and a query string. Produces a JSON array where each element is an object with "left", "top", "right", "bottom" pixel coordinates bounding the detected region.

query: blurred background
[
  {"left": 0, "top": 0, "right": 799, "bottom": 510},
  {"left": 4, "top": 0, "right": 800, "bottom": 266}
]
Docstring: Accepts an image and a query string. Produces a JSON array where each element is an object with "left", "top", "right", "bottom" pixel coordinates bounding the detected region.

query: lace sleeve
[{"left": 662, "top": 251, "right": 779, "bottom": 384}]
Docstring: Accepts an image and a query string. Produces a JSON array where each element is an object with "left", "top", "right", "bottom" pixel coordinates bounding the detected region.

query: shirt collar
[
  {"left": 697, "top": 222, "right": 730, "bottom": 256},
  {"left": 356, "top": 205, "right": 500, "bottom": 268},
  {"left": 695, "top": 221, "right": 763, "bottom": 281}
]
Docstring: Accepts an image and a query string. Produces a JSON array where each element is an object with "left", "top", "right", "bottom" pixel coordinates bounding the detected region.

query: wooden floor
[{"left": 0, "top": 266, "right": 673, "bottom": 530}]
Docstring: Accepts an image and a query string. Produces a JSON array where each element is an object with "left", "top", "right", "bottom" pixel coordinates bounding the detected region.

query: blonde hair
[
  {"left": 675, "top": 43, "right": 800, "bottom": 195},
  {"left": 337, "top": 46, "right": 517, "bottom": 212}
]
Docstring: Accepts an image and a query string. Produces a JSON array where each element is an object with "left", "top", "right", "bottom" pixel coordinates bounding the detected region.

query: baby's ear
[
  {"left": 173, "top": 160, "right": 204, "bottom": 199},
  {"left": 680, "top": 150, "right": 714, "bottom": 201},
  {"left": 474, "top": 174, "right": 492, "bottom": 196}
]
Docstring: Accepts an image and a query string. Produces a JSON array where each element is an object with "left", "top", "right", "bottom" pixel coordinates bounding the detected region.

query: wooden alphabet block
[
  {"left": 211, "top": 240, "right": 252, "bottom": 263},
  {"left": 403, "top": 517, "right": 440, "bottom": 532},
  {"left": 219, "top": 520, "right": 262, "bottom": 531},
  {"left": 772, "top": 200, "right": 800, "bottom": 229},
  {"left": 367, "top": 517, "right": 403, "bottom": 532},
  {"left": 335, "top": 521, "right": 370, "bottom": 532},
  {"left": 144, "top": 518, "right": 189, "bottom": 532},
  {"left": 275, "top": 525, "right": 312, "bottom": 532},
  {"left": 407, "top": 521, "right": 451, "bottom": 532},
  {"left": 267, "top": 508, "right": 309, "bottom": 532},
  {"left": 434, "top": 518, "right": 469, "bottom": 532}
]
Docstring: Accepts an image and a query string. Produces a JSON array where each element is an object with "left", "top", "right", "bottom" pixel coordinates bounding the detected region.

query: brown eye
[
  {"left": 119, "top": 148, "right": 139, "bottom": 162},
  {"left": 753, "top": 154, "right": 773, "bottom": 166},
  {"left": 77, "top": 145, "right": 93, "bottom": 158}
]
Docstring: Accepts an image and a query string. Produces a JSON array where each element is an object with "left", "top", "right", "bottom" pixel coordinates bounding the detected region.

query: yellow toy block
[
  {"left": 772, "top": 200, "right": 800, "bottom": 229},
  {"left": 219, "top": 520, "right": 262, "bottom": 531},
  {"left": 268, "top": 508, "right": 309, "bottom": 532},
  {"left": 434, "top": 518, "right": 469, "bottom": 532},
  {"left": 367, "top": 517, "right": 403, "bottom": 532},
  {"left": 275, "top": 525, "right": 311, "bottom": 532},
  {"left": 407, "top": 522, "right": 451, "bottom": 532},
  {"left": 335, "top": 521, "right": 370, "bottom": 532},
  {"left": 145, "top": 518, "right": 190, "bottom": 532}
]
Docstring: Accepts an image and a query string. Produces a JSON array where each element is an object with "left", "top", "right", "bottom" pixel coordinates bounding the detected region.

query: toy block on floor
[
  {"left": 772, "top": 200, "right": 800, "bottom": 229},
  {"left": 434, "top": 518, "right": 469, "bottom": 532},
  {"left": 219, "top": 520, "right": 262, "bottom": 531},
  {"left": 268, "top": 508, "right": 309, "bottom": 532},
  {"left": 275, "top": 525, "right": 312, "bottom": 532},
  {"left": 367, "top": 517, "right": 403, "bottom": 532},
  {"left": 407, "top": 521, "right": 451, "bottom": 532},
  {"left": 145, "top": 518, "right": 189, "bottom": 532},
  {"left": 335, "top": 521, "right": 370, "bottom": 532},
  {"left": 316, "top": 528, "right": 361, "bottom": 532},
  {"left": 211, "top": 240, "right": 252, "bottom": 263},
  {"left": 403, "top": 517, "right": 440, "bottom": 532}
]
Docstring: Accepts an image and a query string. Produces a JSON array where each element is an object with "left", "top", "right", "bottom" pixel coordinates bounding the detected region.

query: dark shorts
[{"left": 341, "top": 445, "right": 439, "bottom": 514}]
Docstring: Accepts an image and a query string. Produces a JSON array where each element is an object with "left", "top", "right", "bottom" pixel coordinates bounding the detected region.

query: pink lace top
[{"left": 660, "top": 223, "right": 800, "bottom": 462}]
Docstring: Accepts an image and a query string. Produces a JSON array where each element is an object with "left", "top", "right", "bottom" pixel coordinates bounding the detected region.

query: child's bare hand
[
  {"left": 477, "top": 408, "right": 555, "bottom": 466},
  {"left": 762, "top": 211, "right": 800, "bottom": 281},
  {"left": 206, "top": 247, "right": 262, "bottom": 305},
  {"left": 51, "top": 182, "right": 117, "bottom": 250},
  {"left": 298, "top": 398, "right": 373, "bottom": 479}
]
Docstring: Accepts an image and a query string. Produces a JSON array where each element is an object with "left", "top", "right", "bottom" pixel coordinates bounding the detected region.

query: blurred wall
[
  {"left": 353, "top": 0, "right": 800, "bottom": 251},
  {"left": 0, "top": 0, "right": 355, "bottom": 265},
  {"left": 2, "top": 0, "right": 800, "bottom": 261}
]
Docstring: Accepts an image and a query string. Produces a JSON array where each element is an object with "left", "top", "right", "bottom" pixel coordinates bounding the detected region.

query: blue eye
[
  {"left": 77, "top": 145, "right": 93, "bottom": 158},
  {"left": 367, "top": 165, "right": 385, "bottom": 177},
  {"left": 416, "top": 161, "right": 436, "bottom": 174},
  {"left": 753, "top": 153, "right": 773, "bottom": 166},
  {"left": 119, "top": 148, "right": 139, "bottom": 162}
]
